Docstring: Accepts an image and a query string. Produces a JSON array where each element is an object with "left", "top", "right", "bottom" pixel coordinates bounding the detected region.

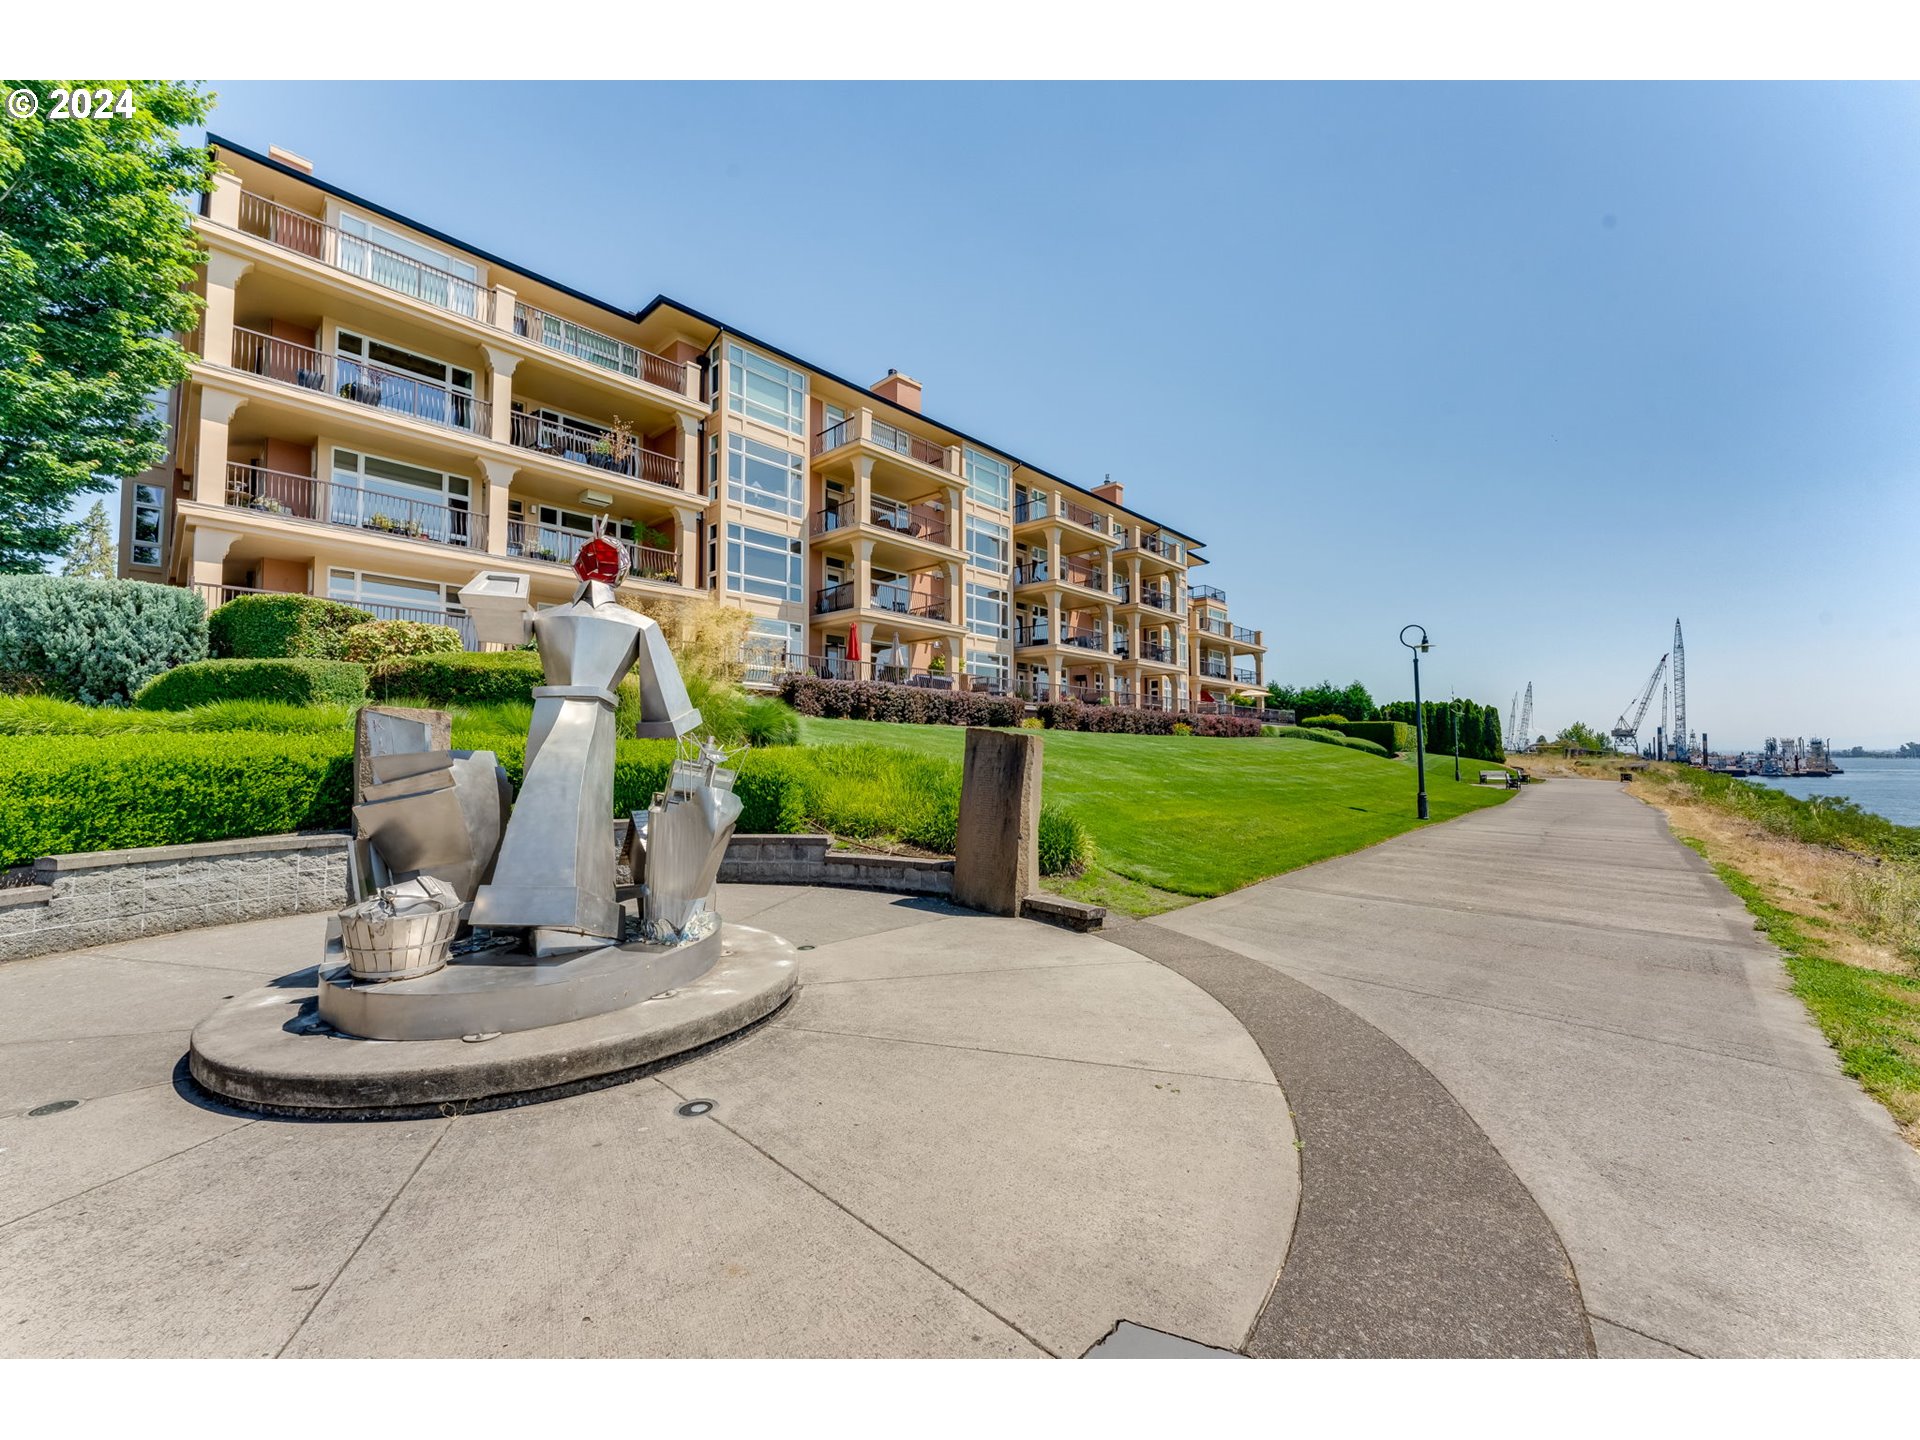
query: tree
[
  {"left": 1268, "top": 678, "right": 1376, "bottom": 719},
  {"left": 0, "top": 80, "right": 216, "bottom": 572},
  {"left": 59, "top": 500, "right": 115, "bottom": 579},
  {"left": 1556, "top": 721, "right": 1612, "bottom": 753}
]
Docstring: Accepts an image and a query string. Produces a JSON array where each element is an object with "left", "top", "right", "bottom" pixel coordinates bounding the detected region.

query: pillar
[
  {"left": 201, "top": 251, "right": 252, "bottom": 369},
  {"left": 189, "top": 526, "right": 239, "bottom": 594},
  {"left": 492, "top": 283, "right": 518, "bottom": 334},
  {"left": 852, "top": 456, "right": 874, "bottom": 526},
  {"left": 674, "top": 505, "right": 702, "bottom": 587},
  {"left": 478, "top": 458, "right": 516, "bottom": 556},
  {"left": 207, "top": 169, "right": 243, "bottom": 228},
  {"left": 192, "top": 388, "right": 247, "bottom": 504},
  {"left": 482, "top": 345, "right": 517, "bottom": 446},
  {"left": 853, "top": 536, "right": 875, "bottom": 613},
  {"left": 952, "top": 728, "right": 1042, "bottom": 917},
  {"left": 856, "top": 621, "right": 875, "bottom": 681},
  {"left": 1045, "top": 524, "right": 1062, "bottom": 582},
  {"left": 676, "top": 414, "right": 700, "bottom": 494}
]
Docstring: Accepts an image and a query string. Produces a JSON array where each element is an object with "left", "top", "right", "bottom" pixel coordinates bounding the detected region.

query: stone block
[{"left": 952, "top": 728, "right": 1042, "bottom": 917}]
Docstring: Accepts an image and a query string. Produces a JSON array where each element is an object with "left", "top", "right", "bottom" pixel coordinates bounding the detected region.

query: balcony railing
[
  {"left": 506, "top": 520, "right": 678, "bottom": 581},
  {"left": 1059, "top": 496, "right": 1105, "bottom": 534},
  {"left": 869, "top": 419, "right": 949, "bottom": 470},
  {"left": 1190, "top": 584, "right": 1227, "bottom": 603},
  {"left": 813, "top": 418, "right": 854, "bottom": 455},
  {"left": 235, "top": 194, "right": 491, "bottom": 322},
  {"left": 1199, "top": 659, "right": 1231, "bottom": 679},
  {"left": 1232, "top": 625, "right": 1260, "bottom": 645},
  {"left": 871, "top": 582, "right": 950, "bottom": 621},
  {"left": 1012, "top": 493, "right": 1105, "bottom": 534},
  {"left": 190, "top": 580, "right": 479, "bottom": 650},
  {"left": 512, "top": 301, "right": 687, "bottom": 393},
  {"left": 1199, "top": 617, "right": 1230, "bottom": 637},
  {"left": 225, "top": 464, "right": 476, "bottom": 549},
  {"left": 1015, "top": 621, "right": 1104, "bottom": 650},
  {"left": 1121, "top": 531, "right": 1183, "bottom": 564},
  {"left": 231, "top": 328, "right": 491, "bottom": 437},
  {"left": 1234, "top": 667, "right": 1258, "bottom": 685},
  {"left": 1137, "top": 640, "right": 1174, "bottom": 664},
  {"left": 1012, "top": 558, "right": 1108, "bottom": 591},
  {"left": 811, "top": 496, "right": 950, "bottom": 546},
  {"left": 508, "top": 410, "right": 681, "bottom": 489}
]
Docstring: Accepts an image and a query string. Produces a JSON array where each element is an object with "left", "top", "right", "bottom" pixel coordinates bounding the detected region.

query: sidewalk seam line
[
  {"left": 1587, "top": 1312, "right": 1704, "bottom": 1358},
  {"left": 652, "top": 1075, "right": 1055, "bottom": 1358},
  {"left": 0, "top": 1116, "right": 258, "bottom": 1232},
  {"left": 802, "top": 957, "right": 1149, "bottom": 987}
]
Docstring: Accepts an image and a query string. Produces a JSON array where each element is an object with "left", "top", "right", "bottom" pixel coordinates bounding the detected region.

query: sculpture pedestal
[{"left": 187, "top": 923, "right": 796, "bottom": 1118}]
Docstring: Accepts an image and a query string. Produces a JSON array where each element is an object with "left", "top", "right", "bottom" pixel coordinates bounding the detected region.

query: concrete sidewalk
[
  {"left": 1157, "top": 778, "right": 1920, "bottom": 1357},
  {"left": 0, "top": 885, "right": 1294, "bottom": 1358}
]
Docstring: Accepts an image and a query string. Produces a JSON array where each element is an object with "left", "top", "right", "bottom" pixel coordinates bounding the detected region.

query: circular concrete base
[{"left": 188, "top": 924, "right": 796, "bottom": 1119}]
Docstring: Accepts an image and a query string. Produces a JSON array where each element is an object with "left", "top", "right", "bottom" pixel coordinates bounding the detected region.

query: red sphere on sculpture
[{"left": 573, "top": 533, "right": 629, "bottom": 585}]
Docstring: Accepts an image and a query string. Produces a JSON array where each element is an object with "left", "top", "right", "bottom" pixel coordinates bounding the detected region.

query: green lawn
[{"left": 798, "top": 718, "right": 1513, "bottom": 906}]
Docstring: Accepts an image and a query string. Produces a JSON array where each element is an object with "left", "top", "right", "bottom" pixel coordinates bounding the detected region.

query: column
[
  {"left": 1101, "top": 602, "right": 1115, "bottom": 656},
  {"left": 192, "top": 388, "right": 247, "bottom": 504},
  {"left": 943, "top": 484, "right": 963, "bottom": 549},
  {"left": 676, "top": 414, "right": 700, "bottom": 495},
  {"left": 1045, "top": 524, "right": 1061, "bottom": 582},
  {"left": 201, "top": 251, "right": 252, "bottom": 369},
  {"left": 482, "top": 345, "right": 517, "bottom": 446},
  {"left": 207, "top": 169, "right": 243, "bottom": 228},
  {"left": 492, "top": 284, "right": 517, "bottom": 333},
  {"left": 674, "top": 504, "right": 702, "bottom": 587},
  {"left": 853, "top": 536, "right": 874, "bottom": 614},
  {"left": 852, "top": 456, "right": 874, "bottom": 526},
  {"left": 856, "top": 620, "right": 875, "bottom": 682},
  {"left": 189, "top": 526, "right": 239, "bottom": 593},
  {"left": 478, "top": 458, "right": 516, "bottom": 556},
  {"left": 945, "top": 560, "right": 963, "bottom": 626}
]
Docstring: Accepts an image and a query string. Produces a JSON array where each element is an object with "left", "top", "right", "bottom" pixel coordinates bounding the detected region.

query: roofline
[
  {"left": 204, "top": 133, "right": 1205, "bottom": 549},
  {"left": 636, "top": 295, "right": 1206, "bottom": 548},
  {"left": 205, "top": 133, "right": 640, "bottom": 329}
]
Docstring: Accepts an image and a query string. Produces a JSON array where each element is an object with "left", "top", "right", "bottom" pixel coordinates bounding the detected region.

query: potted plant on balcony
[
  {"left": 589, "top": 416, "right": 637, "bottom": 473},
  {"left": 340, "top": 370, "right": 385, "bottom": 406},
  {"left": 247, "top": 496, "right": 288, "bottom": 515},
  {"left": 531, "top": 545, "right": 560, "bottom": 562}
]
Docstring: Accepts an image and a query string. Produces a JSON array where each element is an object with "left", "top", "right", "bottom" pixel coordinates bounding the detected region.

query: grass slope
[{"left": 798, "top": 717, "right": 1513, "bottom": 902}]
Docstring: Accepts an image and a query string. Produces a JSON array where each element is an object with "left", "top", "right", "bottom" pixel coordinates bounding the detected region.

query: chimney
[
  {"left": 1092, "top": 473, "right": 1124, "bottom": 506},
  {"left": 268, "top": 145, "right": 314, "bottom": 175},
  {"left": 872, "top": 368, "right": 922, "bottom": 414}
]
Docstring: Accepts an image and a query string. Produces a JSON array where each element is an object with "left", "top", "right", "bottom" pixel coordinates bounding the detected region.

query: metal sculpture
[{"left": 628, "top": 738, "right": 743, "bottom": 945}]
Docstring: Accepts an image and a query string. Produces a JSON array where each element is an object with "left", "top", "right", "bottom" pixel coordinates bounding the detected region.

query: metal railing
[
  {"left": 1235, "top": 667, "right": 1258, "bottom": 685},
  {"left": 1232, "top": 625, "right": 1260, "bottom": 645},
  {"left": 869, "top": 419, "right": 949, "bottom": 470},
  {"left": 225, "top": 464, "right": 476, "bottom": 549},
  {"left": 1013, "top": 495, "right": 1049, "bottom": 523},
  {"left": 1012, "top": 558, "right": 1109, "bottom": 591},
  {"left": 764, "top": 652, "right": 988, "bottom": 690},
  {"left": 813, "top": 418, "right": 854, "bottom": 454},
  {"left": 231, "top": 328, "right": 490, "bottom": 436},
  {"left": 810, "top": 495, "right": 950, "bottom": 545},
  {"left": 508, "top": 410, "right": 681, "bottom": 489},
  {"left": 1190, "top": 584, "right": 1227, "bottom": 603},
  {"left": 1059, "top": 496, "right": 1105, "bottom": 534},
  {"left": 1121, "top": 531, "right": 1183, "bottom": 563},
  {"left": 870, "top": 582, "right": 950, "bottom": 621},
  {"left": 188, "top": 579, "right": 479, "bottom": 650},
  {"left": 1137, "top": 639, "right": 1174, "bottom": 664},
  {"left": 1199, "top": 617, "right": 1231, "bottom": 637},
  {"left": 1016, "top": 621, "right": 1103, "bottom": 650},
  {"left": 512, "top": 301, "right": 686, "bottom": 392},
  {"left": 506, "top": 521, "right": 678, "bottom": 581},
  {"left": 235, "top": 193, "right": 490, "bottom": 322},
  {"left": 1199, "top": 659, "right": 1232, "bottom": 679}
]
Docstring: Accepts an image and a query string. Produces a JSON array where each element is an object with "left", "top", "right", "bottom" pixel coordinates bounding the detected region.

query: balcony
[
  {"left": 1115, "top": 579, "right": 1177, "bottom": 612},
  {"left": 814, "top": 581, "right": 951, "bottom": 622},
  {"left": 1015, "top": 621, "right": 1104, "bottom": 651},
  {"left": 506, "top": 520, "right": 679, "bottom": 582},
  {"left": 1232, "top": 625, "right": 1260, "bottom": 645},
  {"left": 234, "top": 194, "right": 491, "bottom": 322},
  {"left": 512, "top": 302, "right": 689, "bottom": 395},
  {"left": 810, "top": 495, "right": 951, "bottom": 547},
  {"left": 1013, "top": 493, "right": 1109, "bottom": 538},
  {"left": 231, "top": 328, "right": 491, "bottom": 437},
  {"left": 1235, "top": 667, "right": 1258, "bottom": 685},
  {"left": 1199, "top": 658, "right": 1232, "bottom": 680},
  {"left": 1119, "top": 530, "right": 1184, "bottom": 566},
  {"left": 1190, "top": 584, "right": 1227, "bottom": 603},
  {"left": 813, "top": 415, "right": 952, "bottom": 473},
  {"left": 1012, "top": 557, "right": 1110, "bottom": 594},
  {"left": 1135, "top": 639, "right": 1175, "bottom": 665},
  {"left": 1198, "top": 617, "right": 1231, "bottom": 638},
  {"left": 225, "top": 464, "right": 477, "bottom": 549},
  {"left": 508, "top": 411, "right": 681, "bottom": 490}
]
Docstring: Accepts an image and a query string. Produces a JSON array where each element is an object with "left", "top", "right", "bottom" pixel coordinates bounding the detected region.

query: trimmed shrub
[
  {"left": 0, "top": 695, "right": 354, "bottom": 736},
  {"left": 778, "top": 674, "right": 1024, "bottom": 728},
  {"left": 1035, "top": 699, "right": 1261, "bottom": 738},
  {"left": 207, "top": 593, "right": 373, "bottom": 660},
  {"left": 0, "top": 576, "right": 207, "bottom": 706},
  {"left": 371, "top": 651, "right": 547, "bottom": 707},
  {"left": 1262, "top": 724, "right": 1391, "bottom": 757},
  {"left": 1332, "top": 720, "right": 1411, "bottom": 754},
  {"left": 135, "top": 659, "right": 368, "bottom": 711},
  {"left": 0, "top": 734, "right": 354, "bottom": 865},
  {"left": 338, "top": 619, "right": 462, "bottom": 666},
  {"left": 1299, "top": 714, "right": 1349, "bottom": 728}
]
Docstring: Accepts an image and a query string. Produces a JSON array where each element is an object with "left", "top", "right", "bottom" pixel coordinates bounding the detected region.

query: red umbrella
[{"left": 845, "top": 625, "right": 862, "bottom": 673}]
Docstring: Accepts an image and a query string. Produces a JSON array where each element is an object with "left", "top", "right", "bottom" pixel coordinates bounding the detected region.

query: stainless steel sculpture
[{"left": 316, "top": 523, "right": 752, "bottom": 1043}]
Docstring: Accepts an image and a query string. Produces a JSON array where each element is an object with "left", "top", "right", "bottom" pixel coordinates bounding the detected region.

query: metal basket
[{"left": 338, "top": 889, "right": 461, "bottom": 982}]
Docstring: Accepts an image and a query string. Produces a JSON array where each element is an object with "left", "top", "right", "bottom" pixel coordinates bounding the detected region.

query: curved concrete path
[
  {"left": 1157, "top": 777, "right": 1920, "bottom": 1357},
  {"left": 0, "top": 886, "right": 1293, "bottom": 1358}
]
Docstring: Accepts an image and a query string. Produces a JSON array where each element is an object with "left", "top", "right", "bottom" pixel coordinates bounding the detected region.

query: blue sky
[{"left": 145, "top": 81, "right": 1920, "bottom": 747}]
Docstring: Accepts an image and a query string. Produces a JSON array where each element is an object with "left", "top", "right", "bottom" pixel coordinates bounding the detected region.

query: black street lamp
[
  {"left": 1451, "top": 687, "right": 1461, "bottom": 783},
  {"left": 1400, "top": 624, "right": 1431, "bottom": 820}
]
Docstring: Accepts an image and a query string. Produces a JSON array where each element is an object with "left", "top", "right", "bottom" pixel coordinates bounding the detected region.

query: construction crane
[
  {"left": 1516, "top": 683, "right": 1533, "bottom": 753},
  {"left": 1611, "top": 653, "right": 1668, "bottom": 752},
  {"left": 1506, "top": 691, "right": 1520, "bottom": 752},
  {"left": 1671, "top": 619, "right": 1688, "bottom": 763}
]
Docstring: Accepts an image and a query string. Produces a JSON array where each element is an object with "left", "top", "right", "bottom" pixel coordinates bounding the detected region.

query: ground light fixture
[{"left": 1400, "top": 624, "right": 1431, "bottom": 820}]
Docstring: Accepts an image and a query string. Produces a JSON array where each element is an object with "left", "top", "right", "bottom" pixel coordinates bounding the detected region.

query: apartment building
[{"left": 124, "top": 136, "right": 1268, "bottom": 710}]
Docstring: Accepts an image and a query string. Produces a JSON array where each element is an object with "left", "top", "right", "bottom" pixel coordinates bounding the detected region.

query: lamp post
[
  {"left": 1451, "top": 687, "right": 1461, "bottom": 782},
  {"left": 1401, "top": 624, "right": 1431, "bottom": 820}
]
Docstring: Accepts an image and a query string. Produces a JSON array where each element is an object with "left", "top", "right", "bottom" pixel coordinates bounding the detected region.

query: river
[{"left": 1741, "top": 755, "right": 1920, "bottom": 827}]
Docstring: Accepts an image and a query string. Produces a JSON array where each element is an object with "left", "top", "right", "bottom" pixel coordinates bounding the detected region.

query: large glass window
[
  {"left": 726, "top": 343, "right": 806, "bottom": 435},
  {"left": 964, "top": 447, "right": 1011, "bottom": 510},
  {"left": 330, "top": 448, "right": 471, "bottom": 545},
  {"left": 726, "top": 522, "right": 801, "bottom": 601},
  {"left": 339, "top": 212, "right": 480, "bottom": 317},
  {"left": 966, "top": 515, "right": 1010, "bottom": 574},
  {"left": 968, "top": 649, "right": 1011, "bottom": 686},
  {"left": 966, "top": 582, "right": 1009, "bottom": 639},
  {"left": 326, "top": 569, "right": 467, "bottom": 645},
  {"left": 129, "top": 482, "right": 165, "bottom": 568},
  {"left": 743, "top": 616, "right": 802, "bottom": 685},
  {"left": 726, "top": 433, "right": 805, "bottom": 518},
  {"left": 335, "top": 329, "right": 479, "bottom": 431}
]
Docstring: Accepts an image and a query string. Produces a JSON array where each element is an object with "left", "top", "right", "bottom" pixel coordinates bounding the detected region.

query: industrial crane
[
  {"left": 1611, "top": 653, "right": 1669, "bottom": 752},
  {"left": 1516, "top": 683, "right": 1533, "bottom": 753}
]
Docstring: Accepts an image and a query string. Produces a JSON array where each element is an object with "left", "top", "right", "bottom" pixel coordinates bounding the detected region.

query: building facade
[{"left": 124, "top": 137, "right": 1266, "bottom": 709}]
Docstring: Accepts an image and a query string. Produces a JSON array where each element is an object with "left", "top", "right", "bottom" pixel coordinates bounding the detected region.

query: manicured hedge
[
  {"left": 778, "top": 674, "right": 1025, "bottom": 727},
  {"left": 208, "top": 593, "right": 373, "bottom": 660},
  {"left": 1331, "top": 720, "right": 1412, "bottom": 754},
  {"left": 0, "top": 734, "right": 354, "bottom": 865},
  {"left": 1299, "top": 714, "right": 1350, "bottom": 727},
  {"left": 0, "top": 576, "right": 207, "bottom": 706},
  {"left": 1035, "top": 700, "right": 1261, "bottom": 737},
  {"left": 135, "top": 659, "right": 369, "bottom": 711},
  {"left": 338, "top": 619, "right": 462, "bottom": 665},
  {"left": 370, "top": 651, "right": 548, "bottom": 707},
  {"left": 1262, "top": 724, "right": 1391, "bottom": 757}
]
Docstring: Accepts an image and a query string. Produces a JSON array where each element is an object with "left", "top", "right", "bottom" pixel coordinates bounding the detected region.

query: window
[
  {"left": 968, "top": 649, "right": 1010, "bottom": 686},
  {"left": 705, "top": 340, "right": 723, "bottom": 411},
  {"left": 964, "top": 447, "right": 1011, "bottom": 510},
  {"left": 726, "top": 343, "right": 806, "bottom": 435},
  {"left": 966, "top": 582, "right": 1009, "bottom": 639},
  {"left": 743, "top": 617, "right": 802, "bottom": 685},
  {"left": 129, "top": 482, "right": 165, "bottom": 568},
  {"left": 726, "top": 522, "right": 801, "bottom": 601},
  {"left": 335, "top": 329, "right": 479, "bottom": 431},
  {"left": 706, "top": 431, "right": 720, "bottom": 496},
  {"left": 339, "top": 212, "right": 480, "bottom": 317},
  {"left": 726, "top": 433, "right": 805, "bottom": 518},
  {"left": 966, "top": 515, "right": 1010, "bottom": 574},
  {"left": 331, "top": 448, "right": 472, "bottom": 546},
  {"left": 326, "top": 568, "right": 468, "bottom": 643}
]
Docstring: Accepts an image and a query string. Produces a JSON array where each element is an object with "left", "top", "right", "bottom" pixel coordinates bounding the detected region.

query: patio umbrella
[
  {"left": 846, "top": 624, "right": 861, "bottom": 678},
  {"left": 893, "top": 629, "right": 902, "bottom": 679}
]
